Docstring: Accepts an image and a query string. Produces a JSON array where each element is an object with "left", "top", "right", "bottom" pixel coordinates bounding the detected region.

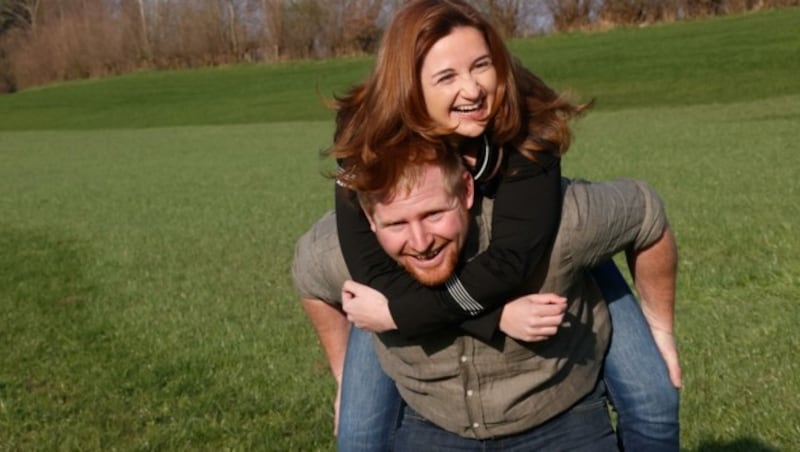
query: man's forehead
[{"left": 374, "top": 170, "right": 455, "bottom": 220}]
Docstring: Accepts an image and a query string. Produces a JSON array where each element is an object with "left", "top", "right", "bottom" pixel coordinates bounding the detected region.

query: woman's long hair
[{"left": 330, "top": 0, "right": 589, "bottom": 191}]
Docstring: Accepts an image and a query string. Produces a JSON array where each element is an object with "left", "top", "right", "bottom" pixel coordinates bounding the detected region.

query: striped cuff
[{"left": 445, "top": 275, "right": 484, "bottom": 315}]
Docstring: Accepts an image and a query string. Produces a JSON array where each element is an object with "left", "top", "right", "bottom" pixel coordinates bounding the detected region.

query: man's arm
[
  {"left": 626, "top": 225, "right": 681, "bottom": 388},
  {"left": 302, "top": 298, "right": 350, "bottom": 380},
  {"left": 301, "top": 297, "right": 350, "bottom": 433},
  {"left": 561, "top": 178, "right": 681, "bottom": 388}
]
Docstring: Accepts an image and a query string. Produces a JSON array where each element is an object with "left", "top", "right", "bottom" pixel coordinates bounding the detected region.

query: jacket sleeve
[
  {"left": 437, "top": 150, "right": 562, "bottom": 338},
  {"left": 334, "top": 149, "right": 562, "bottom": 340}
]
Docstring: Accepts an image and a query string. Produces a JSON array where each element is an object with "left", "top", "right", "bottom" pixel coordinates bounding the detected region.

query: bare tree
[
  {"left": 0, "top": 0, "right": 41, "bottom": 33},
  {"left": 599, "top": 0, "right": 681, "bottom": 24},
  {"left": 337, "top": 0, "right": 383, "bottom": 54},
  {"left": 543, "top": 0, "right": 596, "bottom": 30},
  {"left": 134, "top": 0, "right": 150, "bottom": 57},
  {"left": 261, "top": 0, "right": 283, "bottom": 59},
  {"left": 483, "top": 0, "right": 525, "bottom": 37}
]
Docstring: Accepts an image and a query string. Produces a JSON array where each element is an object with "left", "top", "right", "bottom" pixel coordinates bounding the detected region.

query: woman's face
[{"left": 420, "top": 26, "right": 498, "bottom": 138}]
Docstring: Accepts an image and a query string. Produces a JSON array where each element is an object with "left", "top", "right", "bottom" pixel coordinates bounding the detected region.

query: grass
[
  {"left": 509, "top": 9, "right": 800, "bottom": 109},
  {"left": 0, "top": 59, "right": 371, "bottom": 130},
  {"left": 1, "top": 7, "right": 799, "bottom": 451}
]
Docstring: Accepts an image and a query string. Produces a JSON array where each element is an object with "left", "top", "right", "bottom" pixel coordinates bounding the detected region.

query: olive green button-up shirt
[{"left": 292, "top": 178, "right": 668, "bottom": 439}]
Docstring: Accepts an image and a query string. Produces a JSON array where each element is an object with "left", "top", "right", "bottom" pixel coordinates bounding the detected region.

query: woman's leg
[
  {"left": 337, "top": 325, "right": 403, "bottom": 452},
  {"left": 593, "top": 260, "right": 680, "bottom": 451}
]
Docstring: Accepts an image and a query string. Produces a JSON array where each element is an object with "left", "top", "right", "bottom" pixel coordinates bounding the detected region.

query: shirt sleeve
[
  {"left": 335, "top": 149, "right": 562, "bottom": 340},
  {"left": 559, "top": 178, "right": 668, "bottom": 269}
]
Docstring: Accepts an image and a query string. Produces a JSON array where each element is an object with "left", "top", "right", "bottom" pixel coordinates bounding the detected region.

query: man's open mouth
[{"left": 415, "top": 249, "right": 441, "bottom": 261}]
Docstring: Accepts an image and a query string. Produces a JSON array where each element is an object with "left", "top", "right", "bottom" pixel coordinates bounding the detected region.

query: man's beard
[{"left": 399, "top": 244, "right": 459, "bottom": 286}]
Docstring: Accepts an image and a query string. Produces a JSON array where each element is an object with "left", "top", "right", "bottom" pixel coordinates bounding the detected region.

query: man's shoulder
[{"left": 555, "top": 178, "right": 667, "bottom": 267}]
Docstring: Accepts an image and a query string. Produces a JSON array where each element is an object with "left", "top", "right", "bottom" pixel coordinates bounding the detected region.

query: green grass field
[{"left": 1, "top": 8, "right": 799, "bottom": 451}]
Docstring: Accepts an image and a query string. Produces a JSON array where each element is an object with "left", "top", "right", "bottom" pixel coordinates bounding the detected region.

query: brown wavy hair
[{"left": 330, "top": 0, "right": 590, "bottom": 194}]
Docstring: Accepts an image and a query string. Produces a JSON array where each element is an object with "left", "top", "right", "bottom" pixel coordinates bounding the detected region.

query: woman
[{"left": 328, "top": 0, "right": 679, "bottom": 450}]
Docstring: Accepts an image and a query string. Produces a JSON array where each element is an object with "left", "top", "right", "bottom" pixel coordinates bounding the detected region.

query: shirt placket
[{"left": 459, "top": 337, "right": 491, "bottom": 438}]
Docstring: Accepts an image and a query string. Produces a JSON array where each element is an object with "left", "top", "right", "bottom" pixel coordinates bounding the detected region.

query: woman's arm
[
  {"left": 407, "top": 150, "right": 562, "bottom": 339},
  {"left": 437, "top": 150, "right": 561, "bottom": 323},
  {"left": 335, "top": 149, "right": 562, "bottom": 340},
  {"left": 335, "top": 184, "right": 470, "bottom": 332}
]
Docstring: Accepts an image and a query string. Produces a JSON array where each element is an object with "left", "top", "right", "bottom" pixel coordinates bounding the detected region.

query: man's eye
[
  {"left": 426, "top": 212, "right": 444, "bottom": 222},
  {"left": 387, "top": 223, "right": 405, "bottom": 232}
]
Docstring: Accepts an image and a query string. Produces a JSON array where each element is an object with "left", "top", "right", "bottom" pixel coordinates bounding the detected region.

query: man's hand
[
  {"left": 651, "top": 328, "right": 682, "bottom": 389},
  {"left": 499, "top": 293, "right": 567, "bottom": 342},
  {"left": 334, "top": 376, "right": 342, "bottom": 436},
  {"left": 341, "top": 280, "right": 398, "bottom": 332},
  {"left": 643, "top": 307, "right": 683, "bottom": 389}
]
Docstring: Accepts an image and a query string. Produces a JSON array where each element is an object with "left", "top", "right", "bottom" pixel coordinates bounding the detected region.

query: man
[{"left": 293, "top": 150, "right": 678, "bottom": 450}]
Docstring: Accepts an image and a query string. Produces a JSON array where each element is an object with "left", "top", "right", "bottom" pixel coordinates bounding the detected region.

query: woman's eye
[{"left": 474, "top": 57, "right": 493, "bottom": 69}]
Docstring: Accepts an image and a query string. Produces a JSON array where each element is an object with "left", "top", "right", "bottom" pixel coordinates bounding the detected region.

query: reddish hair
[{"left": 356, "top": 138, "right": 468, "bottom": 216}]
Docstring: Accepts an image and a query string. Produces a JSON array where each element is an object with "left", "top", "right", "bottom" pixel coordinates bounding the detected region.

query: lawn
[{"left": 1, "top": 8, "right": 799, "bottom": 451}]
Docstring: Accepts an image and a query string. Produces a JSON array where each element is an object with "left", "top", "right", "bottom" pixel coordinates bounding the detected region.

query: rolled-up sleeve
[{"left": 559, "top": 179, "right": 668, "bottom": 270}]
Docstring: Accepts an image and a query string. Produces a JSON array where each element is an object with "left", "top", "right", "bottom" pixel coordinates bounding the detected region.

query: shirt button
[
  {"left": 466, "top": 390, "right": 474, "bottom": 397},
  {"left": 472, "top": 422, "right": 480, "bottom": 429},
  {"left": 460, "top": 356, "right": 468, "bottom": 363}
]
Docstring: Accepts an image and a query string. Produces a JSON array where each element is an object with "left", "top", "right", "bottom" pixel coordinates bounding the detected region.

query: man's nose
[{"left": 408, "top": 222, "right": 433, "bottom": 252}]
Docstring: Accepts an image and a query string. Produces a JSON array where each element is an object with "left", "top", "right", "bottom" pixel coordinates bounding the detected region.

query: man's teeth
[{"left": 415, "top": 249, "right": 441, "bottom": 260}]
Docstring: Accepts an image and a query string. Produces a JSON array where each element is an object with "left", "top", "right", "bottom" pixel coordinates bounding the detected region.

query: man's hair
[{"left": 357, "top": 140, "right": 469, "bottom": 216}]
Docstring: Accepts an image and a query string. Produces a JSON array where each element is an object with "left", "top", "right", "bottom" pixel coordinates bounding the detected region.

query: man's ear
[
  {"left": 463, "top": 171, "right": 475, "bottom": 210},
  {"left": 360, "top": 205, "right": 378, "bottom": 232}
]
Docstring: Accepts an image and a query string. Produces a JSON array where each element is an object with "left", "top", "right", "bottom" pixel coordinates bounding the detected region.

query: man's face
[{"left": 365, "top": 164, "right": 474, "bottom": 286}]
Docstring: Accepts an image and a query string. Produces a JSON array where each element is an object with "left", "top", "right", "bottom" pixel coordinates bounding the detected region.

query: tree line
[{"left": 0, "top": 0, "right": 796, "bottom": 93}]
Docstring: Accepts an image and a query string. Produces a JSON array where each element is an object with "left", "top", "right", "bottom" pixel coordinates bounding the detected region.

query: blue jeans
[
  {"left": 394, "top": 381, "right": 617, "bottom": 452},
  {"left": 337, "top": 326, "right": 402, "bottom": 451},
  {"left": 338, "top": 260, "right": 679, "bottom": 451},
  {"left": 594, "top": 260, "right": 680, "bottom": 451}
]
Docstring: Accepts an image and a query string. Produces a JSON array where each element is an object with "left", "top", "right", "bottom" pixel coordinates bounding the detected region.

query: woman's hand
[
  {"left": 499, "top": 293, "right": 567, "bottom": 342},
  {"left": 341, "top": 280, "right": 398, "bottom": 333}
]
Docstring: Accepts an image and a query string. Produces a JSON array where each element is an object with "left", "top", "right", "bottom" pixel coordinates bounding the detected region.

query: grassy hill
[
  {"left": 1, "top": 8, "right": 797, "bottom": 130},
  {"left": 1, "top": 8, "right": 799, "bottom": 451}
]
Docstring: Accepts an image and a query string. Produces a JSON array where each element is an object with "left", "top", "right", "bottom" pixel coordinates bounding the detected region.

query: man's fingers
[
  {"left": 651, "top": 329, "right": 682, "bottom": 389},
  {"left": 669, "top": 363, "right": 683, "bottom": 389}
]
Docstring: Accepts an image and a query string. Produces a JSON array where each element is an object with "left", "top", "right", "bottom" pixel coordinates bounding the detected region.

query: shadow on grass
[
  {"left": 0, "top": 223, "right": 95, "bottom": 309},
  {"left": 695, "top": 437, "right": 780, "bottom": 452}
]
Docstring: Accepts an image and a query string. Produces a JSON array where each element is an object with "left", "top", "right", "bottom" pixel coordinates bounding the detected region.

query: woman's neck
[{"left": 452, "top": 135, "right": 484, "bottom": 169}]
